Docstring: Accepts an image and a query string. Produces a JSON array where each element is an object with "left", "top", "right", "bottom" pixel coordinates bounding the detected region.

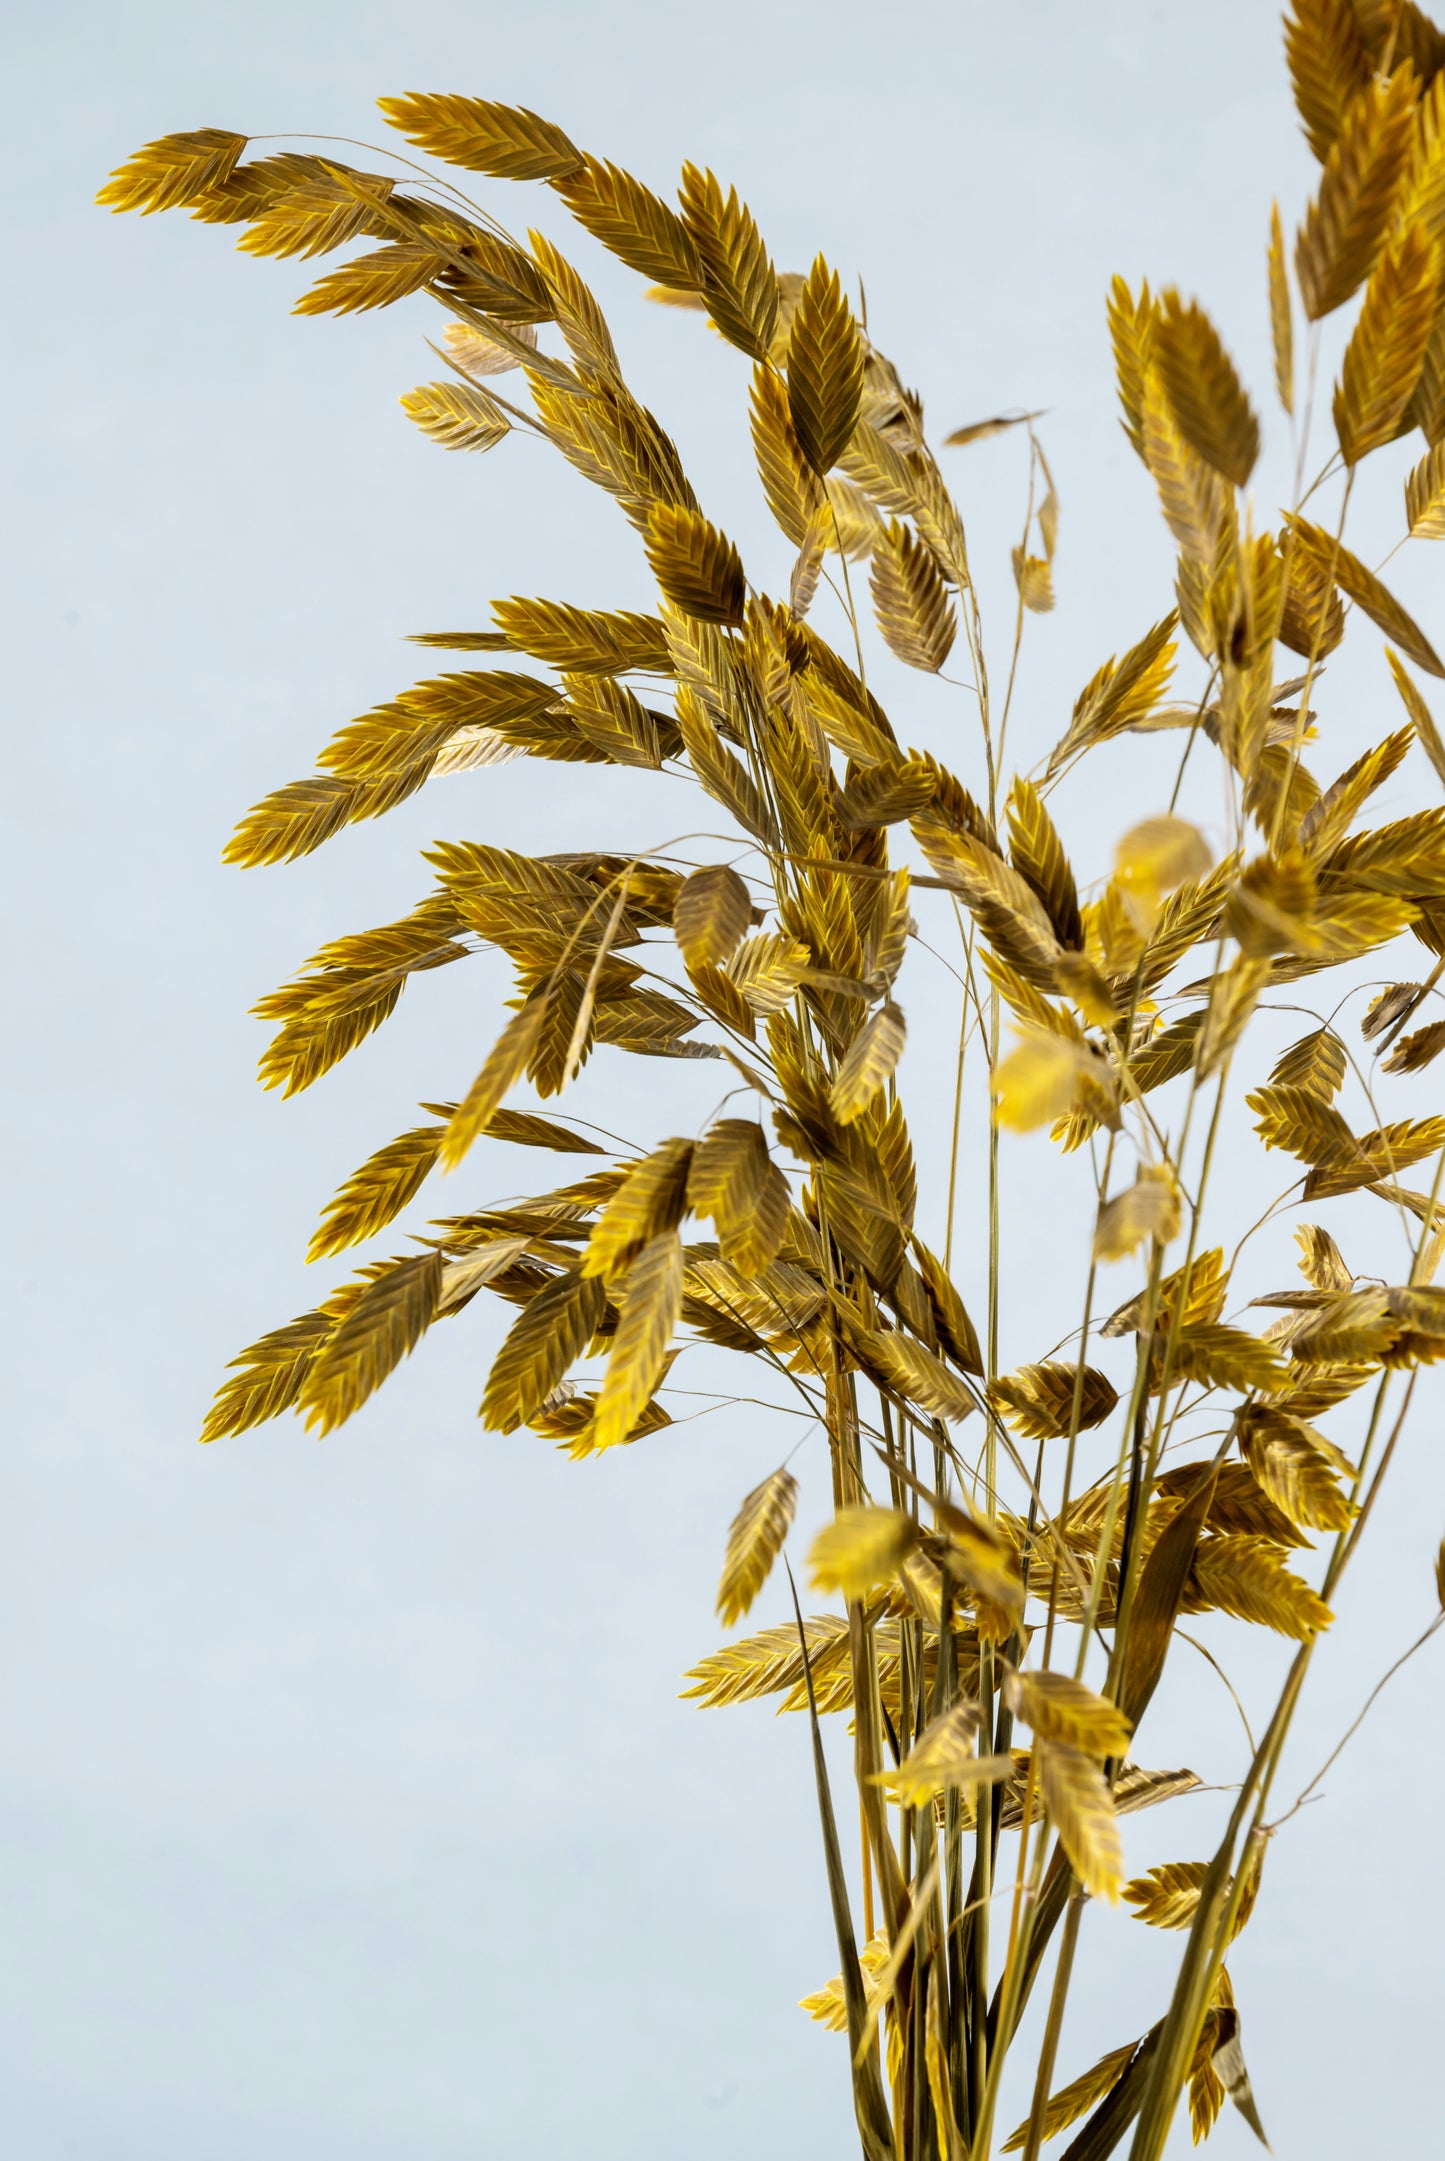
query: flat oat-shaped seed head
[
  {"left": 673, "top": 864, "right": 752, "bottom": 969},
  {"left": 1332, "top": 222, "right": 1441, "bottom": 464},
  {"left": 644, "top": 504, "right": 747, "bottom": 627},
  {"left": 678, "top": 162, "right": 778, "bottom": 359},
  {"left": 830, "top": 1003, "right": 906, "bottom": 1124},
  {"left": 97, "top": 128, "right": 248, "bottom": 215},
  {"left": 808, "top": 1506, "right": 917, "bottom": 1600},
  {"left": 400, "top": 381, "right": 510, "bottom": 452},
  {"left": 787, "top": 255, "right": 865, "bottom": 478},
  {"left": 687, "top": 1119, "right": 789, "bottom": 1277},
  {"left": 869, "top": 522, "right": 957, "bottom": 672},
  {"left": 716, "top": 1468, "right": 798, "bottom": 1626},
  {"left": 1035, "top": 1740, "right": 1124, "bottom": 1901},
  {"left": 1002, "top": 1669, "right": 1133, "bottom": 1759},
  {"left": 590, "top": 1229, "right": 683, "bottom": 1451},
  {"left": 1151, "top": 290, "right": 1260, "bottom": 486},
  {"left": 377, "top": 93, "right": 584, "bottom": 179}
]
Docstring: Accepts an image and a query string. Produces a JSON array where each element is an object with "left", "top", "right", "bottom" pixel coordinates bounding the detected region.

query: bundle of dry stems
[{"left": 101, "top": 2, "right": 1445, "bottom": 2152}]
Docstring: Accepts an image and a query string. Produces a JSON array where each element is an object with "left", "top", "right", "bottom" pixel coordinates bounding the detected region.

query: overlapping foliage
[{"left": 104, "top": 5, "right": 1445, "bottom": 2153}]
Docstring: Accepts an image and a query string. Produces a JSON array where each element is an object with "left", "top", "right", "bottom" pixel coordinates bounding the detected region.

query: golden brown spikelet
[
  {"left": 223, "top": 773, "right": 409, "bottom": 868},
  {"left": 234, "top": 164, "right": 398, "bottom": 263},
  {"left": 1269, "top": 1027, "right": 1347, "bottom": 1098},
  {"left": 1006, "top": 778, "right": 1081, "bottom": 947},
  {"left": 1283, "top": 0, "right": 1372, "bottom": 163},
  {"left": 678, "top": 163, "right": 778, "bottom": 359},
  {"left": 943, "top": 409, "right": 1041, "bottom": 448},
  {"left": 1412, "top": 305, "right": 1445, "bottom": 440},
  {"left": 1333, "top": 223, "right": 1442, "bottom": 460},
  {"left": 786, "top": 257, "right": 865, "bottom": 476},
  {"left": 673, "top": 865, "right": 753, "bottom": 969},
  {"left": 1240, "top": 1409, "right": 1352, "bottom": 1529},
  {"left": 527, "top": 227, "right": 620, "bottom": 376},
  {"left": 481, "top": 1268, "right": 607, "bottom": 1432},
  {"left": 986, "top": 1362, "right": 1118, "bottom": 1439},
  {"left": 1001, "top": 2040, "right": 1141, "bottom": 2153},
  {"left": 1122, "top": 1860, "right": 1210, "bottom": 1931},
  {"left": 1284, "top": 513, "right": 1445, "bottom": 673},
  {"left": 97, "top": 128, "right": 248, "bottom": 215},
  {"left": 1094, "top": 1167, "right": 1182, "bottom": 1260},
  {"left": 491, "top": 597, "right": 673, "bottom": 674},
  {"left": 555, "top": 157, "right": 702, "bottom": 287},
  {"left": 829, "top": 1003, "right": 906, "bottom": 1124},
  {"left": 400, "top": 379, "right": 511, "bottom": 450},
  {"left": 1011, "top": 548, "right": 1054, "bottom": 612},
  {"left": 809, "top": 1506, "right": 918, "bottom": 1598},
  {"left": 1384, "top": 1016, "right": 1445, "bottom": 1069},
  {"left": 562, "top": 675, "right": 665, "bottom": 767},
  {"left": 1107, "top": 275, "right": 1159, "bottom": 460},
  {"left": 1406, "top": 437, "right": 1445, "bottom": 533},
  {"left": 200, "top": 1309, "right": 335, "bottom": 1442},
  {"left": 377, "top": 93, "right": 583, "bottom": 179},
  {"left": 749, "top": 363, "right": 822, "bottom": 544},
  {"left": 297, "top": 1251, "right": 444, "bottom": 1434},
  {"left": 441, "top": 999, "right": 554, "bottom": 1172},
  {"left": 868, "top": 522, "right": 956, "bottom": 672},
  {"left": 1035, "top": 1742, "right": 1123, "bottom": 1901},
  {"left": 442, "top": 317, "right": 538, "bottom": 378},
  {"left": 590, "top": 1228, "right": 683, "bottom": 1450},
  {"left": 861, "top": 1327, "right": 976, "bottom": 1423},
  {"left": 1295, "top": 69, "right": 1419, "bottom": 320},
  {"left": 583, "top": 1140, "right": 694, "bottom": 1280},
  {"left": 1278, "top": 532, "right": 1346, "bottom": 659},
  {"left": 308, "top": 1122, "right": 446, "bottom": 1262},
  {"left": 1269, "top": 202, "right": 1296, "bottom": 412},
  {"left": 295, "top": 243, "right": 445, "bottom": 316},
  {"left": 644, "top": 504, "right": 747, "bottom": 627},
  {"left": 715, "top": 1468, "right": 798, "bottom": 1626},
  {"left": 678, "top": 721, "right": 777, "bottom": 845},
  {"left": 1187, "top": 1536, "right": 1333, "bottom": 1638},
  {"left": 687, "top": 1120, "right": 789, "bottom": 1274},
  {"left": 1139, "top": 365, "right": 1230, "bottom": 562},
  {"left": 254, "top": 898, "right": 470, "bottom": 1099},
  {"left": 1002, "top": 1670, "right": 1133, "bottom": 1759},
  {"left": 1151, "top": 292, "right": 1261, "bottom": 486},
  {"left": 680, "top": 1613, "right": 853, "bottom": 1710}
]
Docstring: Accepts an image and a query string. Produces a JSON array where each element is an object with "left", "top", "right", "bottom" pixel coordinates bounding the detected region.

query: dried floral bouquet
[{"left": 101, "top": 3, "right": 1445, "bottom": 2152}]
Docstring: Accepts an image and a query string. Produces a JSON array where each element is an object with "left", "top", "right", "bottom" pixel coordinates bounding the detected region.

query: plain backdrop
[{"left": 5, "top": 1, "right": 1444, "bottom": 2154}]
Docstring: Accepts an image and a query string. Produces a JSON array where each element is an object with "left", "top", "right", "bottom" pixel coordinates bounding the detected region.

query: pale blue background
[{"left": 5, "top": 1, "right": 1443, "bottom": 2153}]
